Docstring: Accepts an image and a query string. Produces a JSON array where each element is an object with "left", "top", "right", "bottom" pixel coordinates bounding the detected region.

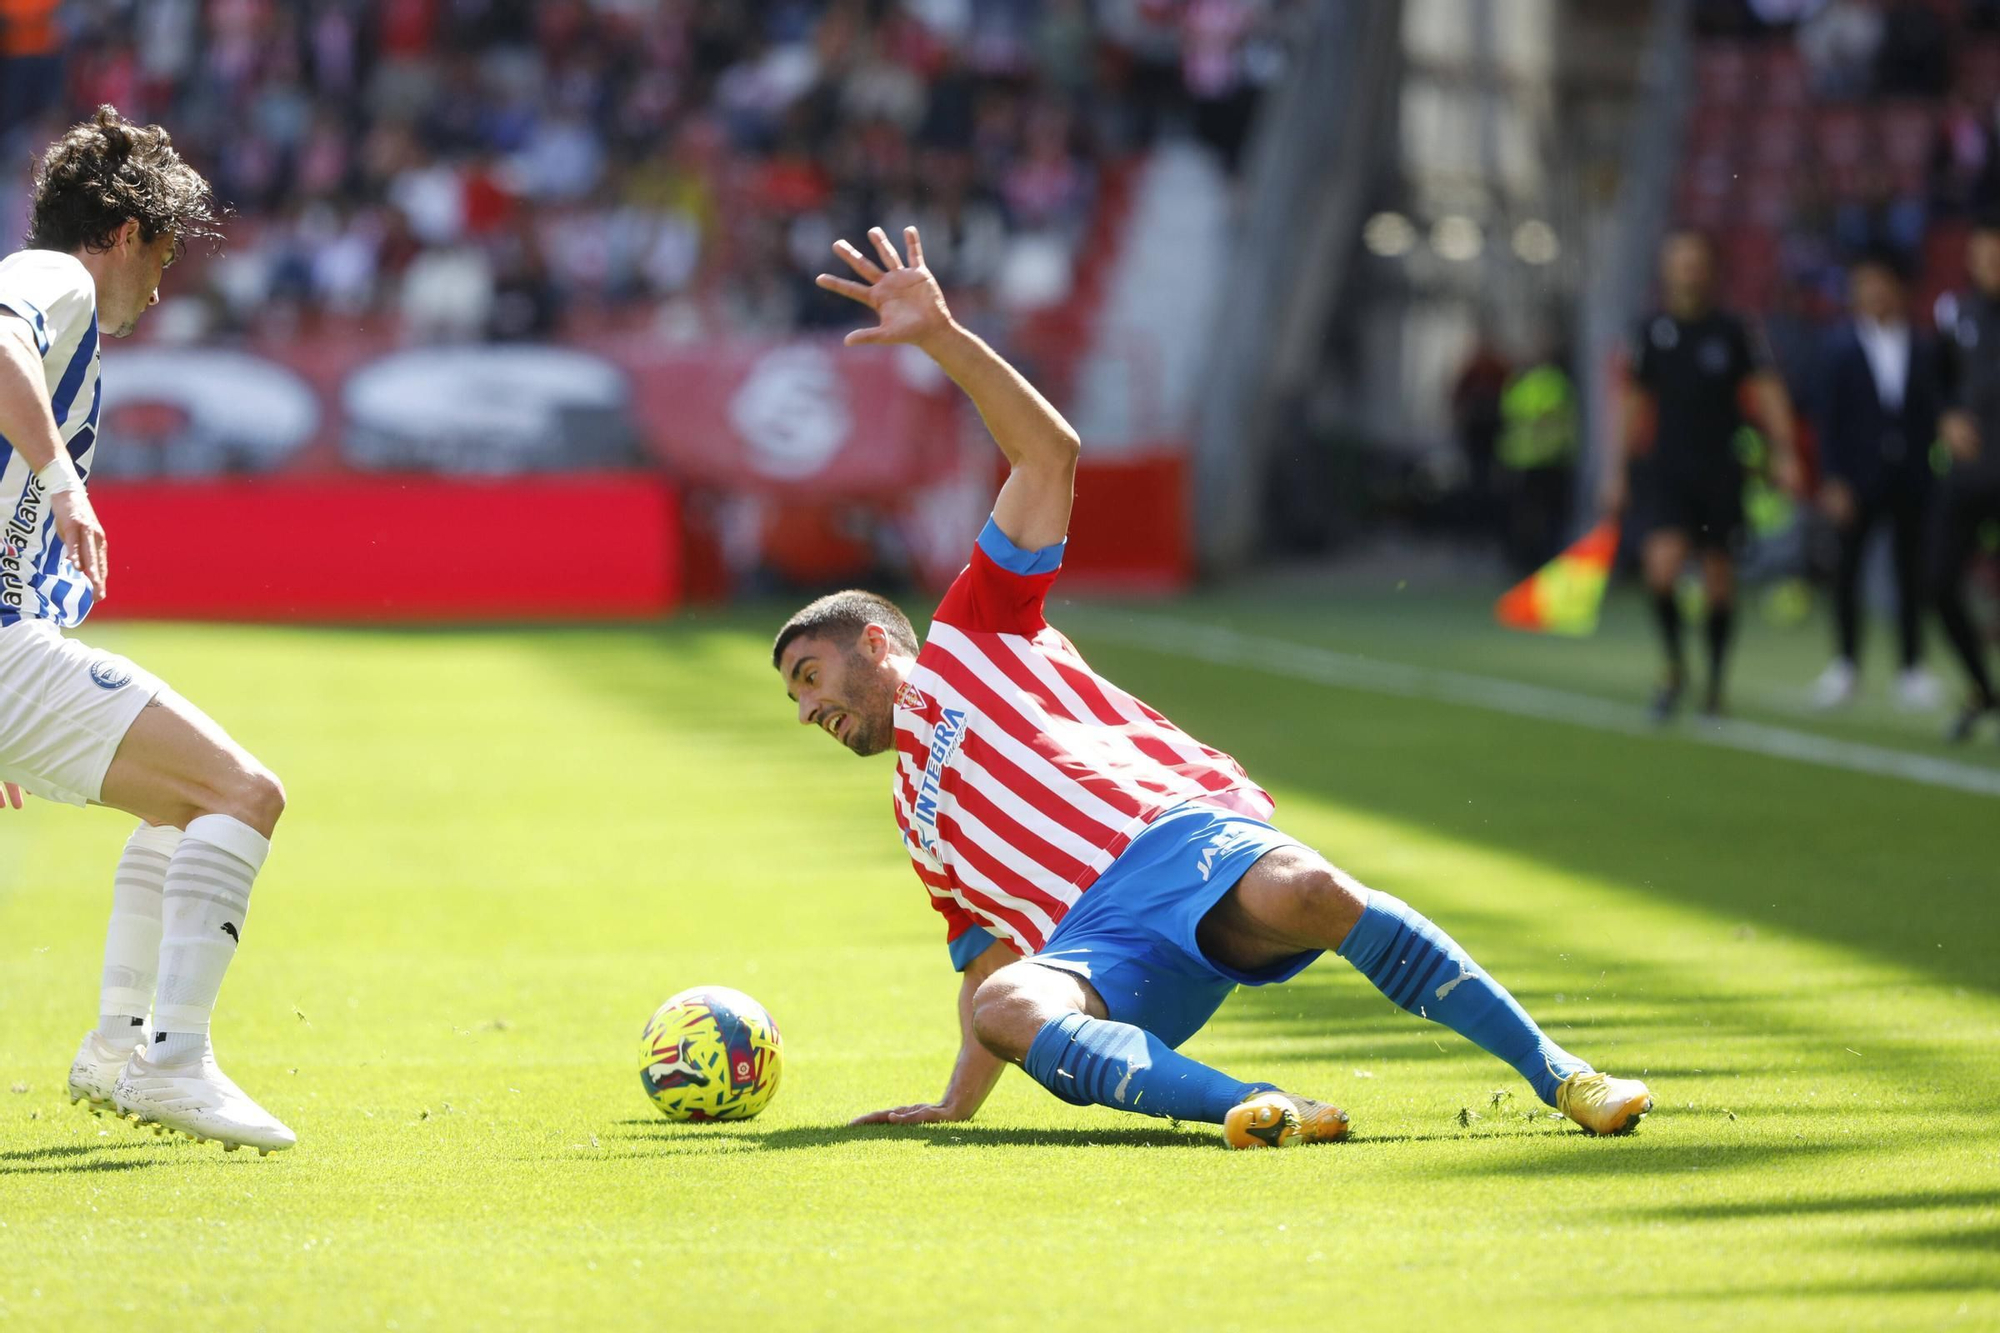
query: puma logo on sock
[
  {"left": 1435, "top": 964, "right": 1479, "bottom": 1000},
  {"left": 221, "top": 922, "right": 239, "bottom": 942}
]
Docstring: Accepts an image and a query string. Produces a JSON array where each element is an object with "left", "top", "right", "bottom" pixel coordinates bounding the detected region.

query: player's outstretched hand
[
  {"left": 816, "top": 226, "right": 954, "bottom": 350},
  {"left": 51, "top": 488, "right": 108, "bottom": 601},
  {"left": 1, "top": 781, "right": 23, "bottom": 810},
  {"left": 850, "top": 1101, "right": 971, "bottom": 1126}
]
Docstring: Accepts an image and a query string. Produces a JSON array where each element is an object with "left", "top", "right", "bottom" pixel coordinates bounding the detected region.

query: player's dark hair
[
  {"left": 1662, "top": 226, "right": 1716, "bottom": 257},
  {"left": 772, "top": 591, "right": 919, "bottom": 669},
  {"left": 1848, "top": 243, "right": 1910, "bottom": 282},
  {"left": 1971, "top": 208, "right": 2000, "bottom": 238},
  {"left": 26, "top": 106, "right": 220, "bottom": 255}
]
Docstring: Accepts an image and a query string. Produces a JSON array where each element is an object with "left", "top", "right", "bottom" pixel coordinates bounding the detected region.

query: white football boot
[
  {"left": 113, "top": 1042, "right": 296, "bottom": 1155},
  {"left": 67, "top": 1026, "right": 149, "bottom": 1115},
  {"left": 1895, "top": 667, "right": 1944, "bottom": 712},
  {"left": 1810, "top": 660, "right": 1859, "bottom": 710}
]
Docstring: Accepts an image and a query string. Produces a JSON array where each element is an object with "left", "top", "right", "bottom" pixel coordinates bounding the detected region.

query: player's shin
[
  {"left": 1022, "top": 1012, "right": 1271, "bottom": 1124},
  {"left": 97, "top": 822, "right": 179, "bottom": 1040},
  {"left": 152, "top": 814, "right": 268, "bottom": 1064},
  {"left": 1336, "top": 890, "right": 1588, "bottom": 1107}
]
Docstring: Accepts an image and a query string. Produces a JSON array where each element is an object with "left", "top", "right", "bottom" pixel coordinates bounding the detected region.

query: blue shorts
[{"left": 1029, "top": 802, "right": 1320, "bottom": 1049}]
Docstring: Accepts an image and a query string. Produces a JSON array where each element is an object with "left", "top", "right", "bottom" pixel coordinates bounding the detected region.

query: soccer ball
[{"left": 639, "top": 986, "right": 783, "bottom": 1121}]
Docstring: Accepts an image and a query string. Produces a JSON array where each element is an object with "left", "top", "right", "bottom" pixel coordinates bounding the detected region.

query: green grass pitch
[{"left": 2, "top": 589, "right": 1997, "bottom": 1330}]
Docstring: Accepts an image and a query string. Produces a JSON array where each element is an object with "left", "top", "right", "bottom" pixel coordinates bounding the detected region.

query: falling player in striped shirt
[
  {"left": 776, "top": 226, "right": 1653, "bottom": 1147},
  {"left": 0, "top": 109, "right": 293, "bottom": 1153}
]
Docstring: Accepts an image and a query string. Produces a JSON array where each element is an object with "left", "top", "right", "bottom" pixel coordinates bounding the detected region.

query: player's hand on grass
[
  {"left": 850, "top": 1101, "right": 973, "bottom": 1126},
  {"left": 51, "top": 488, "right": 108, "bottom": 601},
  {"left": 1, "top": 781, "right": 23, "bottom": 810},
  {"left": 816, "top": 226, "right": 955, "bottom": 351}
]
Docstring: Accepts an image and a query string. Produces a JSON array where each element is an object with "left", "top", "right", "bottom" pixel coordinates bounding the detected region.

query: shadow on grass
[
  {"left": 1666, "top": 1273, "right": 2000, "bottom": 1300},
  {"left": 0, "top": 1138, "right": 183, "bottom": 1176},
  {"left": 0, "top": 1140, "right": 153, "bottom": 1164},
  {"left": 1458, "top": 1134, "right": 1862, "bottom": 1179},
  {"left": 1648, "top": 1187, "right": 2000, "bottom": 1221},
  {"left": 609, "top": 1119, "right": 1210, "bottom": 1152},
  {"left": 0, "top": 1153, "right": 166, "bottom": 1176},
  {"left": 1898, "top": 1223, "right": 2000, "bottom": 1254}
]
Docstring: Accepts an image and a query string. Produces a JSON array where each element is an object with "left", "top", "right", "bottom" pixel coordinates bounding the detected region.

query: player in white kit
[{"left": 1, "top": 108, "right": 293, "bottom": 1154}]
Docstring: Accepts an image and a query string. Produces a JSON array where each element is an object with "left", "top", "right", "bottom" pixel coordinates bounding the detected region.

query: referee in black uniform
[
  {"left": 1933, "top": 217, "right": 2000, "bottom": 741},
  {"left": 1606, "top": 230, "right": 1802, "bottom": 720}
]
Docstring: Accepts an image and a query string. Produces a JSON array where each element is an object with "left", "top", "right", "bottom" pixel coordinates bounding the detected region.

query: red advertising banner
[
  {"left": 88, "top": 475, "right": 681, "bottom": 622},
  {"left": 94, "top": 335, "right": 961, "bottom": 490},
  {"left": 82, "top": 332, "right": 1187, "bottom": 617}
]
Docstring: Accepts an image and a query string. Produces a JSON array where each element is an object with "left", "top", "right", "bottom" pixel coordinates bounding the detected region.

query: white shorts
[{"left": 0, "top": 620, "right": 164, "bottom": 807}]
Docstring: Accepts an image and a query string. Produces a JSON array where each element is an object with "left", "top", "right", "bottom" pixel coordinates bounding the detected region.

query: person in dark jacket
[
  {"left": 1933, "top": 219, "right": 2000, "bottom": 741},
  {"left": 1810, "top": 248, "right": 1945, "bottom": 711}
]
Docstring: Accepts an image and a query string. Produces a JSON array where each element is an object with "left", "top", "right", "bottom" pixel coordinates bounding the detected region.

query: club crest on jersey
[
  {"left": 895, "top": 682, "right": 928, "bottom": 712},
  {"left": 88, "top": 660, "right": 132, "bottom": 691},
  {"left": 911, "top": 706, "right": 968, "bottom": 853}
]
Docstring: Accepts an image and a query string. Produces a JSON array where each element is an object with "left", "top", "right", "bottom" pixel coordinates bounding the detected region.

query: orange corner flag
[{"left": 1496, "top": 521, "right": 1619, "bottom": 637}]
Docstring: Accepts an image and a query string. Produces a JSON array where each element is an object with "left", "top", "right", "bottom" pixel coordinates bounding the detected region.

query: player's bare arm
[
  {"left": 0, "top": 311, "right": 107, "bottom": 599},
  {"left": 1748, "top": 369, "right": 1803, "bottom": 496},
  {"left": 851, "top": 938, "right": 1019, "bottom": 1125},
  {"left": 817, "top": 225, "right": 1080, "bottom": 551},
  {"left": 1604, "top": 377, "right": 1649, "bottom": 516}
]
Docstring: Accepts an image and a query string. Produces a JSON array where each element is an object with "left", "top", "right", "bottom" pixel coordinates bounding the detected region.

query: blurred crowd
[
  {"left": 0, "top": 0, "right": 1294, "bottom": 343},
  {"left": 1688, "top": 1, "right": 2000, "bottom": 304}
]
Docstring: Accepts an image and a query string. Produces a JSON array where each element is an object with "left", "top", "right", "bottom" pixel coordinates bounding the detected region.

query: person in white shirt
[
  {"left": 0, "top": 106, "right": 294, "bottom": 1154},
  {"left": 1810, "top": 247, "right": 1945, "bottom": 712}
]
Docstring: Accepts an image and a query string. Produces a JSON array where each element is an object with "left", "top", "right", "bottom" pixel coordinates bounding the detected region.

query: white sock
[
  {"left": 96, "top": 822, "right": 180, "bottom": 1043},
  {"left": 152, "top": 814, "right": 270, "bottom": 1065}
]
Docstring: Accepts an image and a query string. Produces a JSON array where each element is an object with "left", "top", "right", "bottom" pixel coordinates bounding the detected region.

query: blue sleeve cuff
[
  {"left": 977, "top": 516, "right": 1064, "bottom": 576},
  {"left": 0, "top": 297, "right": 50, "bottom": 355},
  {"left": 948, "top": 926, "right": 998, "bottom": 971}
]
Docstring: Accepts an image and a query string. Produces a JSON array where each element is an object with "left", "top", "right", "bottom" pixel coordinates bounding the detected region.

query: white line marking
[{"left": 1079, "top": 612, "right": 2000, "bottom": 800}]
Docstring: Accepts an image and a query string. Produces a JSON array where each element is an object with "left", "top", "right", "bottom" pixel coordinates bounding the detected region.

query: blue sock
[
  {"left": 1022, "top": 1012, "right": 1272, "bottom": 1125},
  {"left": 1337, "top": 891, "right": 1589, "bottom": 1106}
]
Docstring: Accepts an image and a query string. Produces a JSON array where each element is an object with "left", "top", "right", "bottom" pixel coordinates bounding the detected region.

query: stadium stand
[{"left": 1, "top": 0, "right": 1294, "bottom": 354}]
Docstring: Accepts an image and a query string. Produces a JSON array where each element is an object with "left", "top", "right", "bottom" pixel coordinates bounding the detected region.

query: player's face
[
  {"left": 1661, "top": 235, "right": 1712, "bottom": 306},
  {"left": 1969, "top": 231, "right": 2000, "bottom": 295},
  {"left": 1850, "top": 265, "right": 1903, "bottom": 322},
  {"left": 102, "top": 226, "right": 179, "bottom": 338},
  {"left": 779, "top": 631, "right": 900, "bottom": 757}
]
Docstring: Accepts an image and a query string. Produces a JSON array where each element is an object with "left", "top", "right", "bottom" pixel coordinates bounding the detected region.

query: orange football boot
[
  {"left": 1222, "top": 1091, "right": 1351, "bottom": 1149},
  {"left": 1556, "top": 1071, "right": 1653, "bottom": 1135}
]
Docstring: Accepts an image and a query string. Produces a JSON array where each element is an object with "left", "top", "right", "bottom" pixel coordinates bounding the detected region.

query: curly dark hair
[{"left": 26, "top": 105, "right": 220, "bottom": 255}]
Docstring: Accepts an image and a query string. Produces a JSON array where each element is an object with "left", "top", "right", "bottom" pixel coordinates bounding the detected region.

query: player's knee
[
  {"left": 1289, "top": 863, "right": 1368, "bottom": 949},
  {"left": 222, "top": 763, "right": 285, "bottom": 835},
  {"left": 970, "top": 978, "right": 1046, "bottom": 1063}
]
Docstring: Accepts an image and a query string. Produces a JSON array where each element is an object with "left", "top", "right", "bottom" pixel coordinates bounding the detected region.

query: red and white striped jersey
[{"left": 892, "top": 520, "right": 1272, "bottom": 963}]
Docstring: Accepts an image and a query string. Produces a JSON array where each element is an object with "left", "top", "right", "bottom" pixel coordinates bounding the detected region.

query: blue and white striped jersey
[{"left": 0, "top": 249, "right": 103, "bottom": 629}]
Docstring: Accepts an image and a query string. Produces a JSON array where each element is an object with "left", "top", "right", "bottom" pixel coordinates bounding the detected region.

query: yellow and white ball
[{"left": 638, "top": 986, "right": 783, "bottom": 1121}]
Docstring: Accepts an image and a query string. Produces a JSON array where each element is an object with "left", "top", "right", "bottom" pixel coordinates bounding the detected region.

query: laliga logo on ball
[{"left": 638, "top": 986, "right": 783, "bottom": 1122}]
